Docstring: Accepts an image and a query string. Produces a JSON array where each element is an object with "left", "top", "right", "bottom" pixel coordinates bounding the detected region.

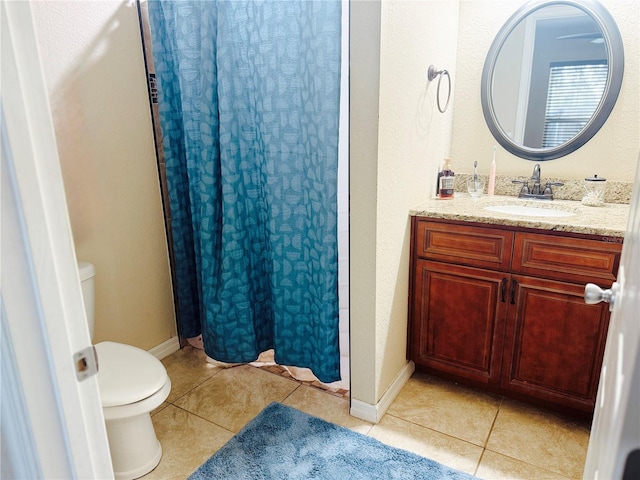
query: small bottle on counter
[
  {"left": 439, "top": 158, "right": 455, "bottom": 199},
  {"left": 488, "top": 146, "right": 497, "bottom": 196}
]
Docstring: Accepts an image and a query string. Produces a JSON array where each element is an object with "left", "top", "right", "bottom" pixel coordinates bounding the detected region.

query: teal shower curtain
[{"left": 148, "top": 1, "right": 341, "bottom": 382}]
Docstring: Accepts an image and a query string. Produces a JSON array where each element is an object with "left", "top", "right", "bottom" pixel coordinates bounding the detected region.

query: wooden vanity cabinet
[{"left": 409, "top": 218, "right": 622, "bottom": 415}]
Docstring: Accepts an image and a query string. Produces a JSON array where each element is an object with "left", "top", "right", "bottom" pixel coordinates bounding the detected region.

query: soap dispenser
[{"left": 439, "top": 158, "right": 455, "bottom": 199}]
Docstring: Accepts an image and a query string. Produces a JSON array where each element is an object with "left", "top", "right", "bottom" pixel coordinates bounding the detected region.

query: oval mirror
[{"left": 481, "top": 0, "right": 624, "bottom": 160}]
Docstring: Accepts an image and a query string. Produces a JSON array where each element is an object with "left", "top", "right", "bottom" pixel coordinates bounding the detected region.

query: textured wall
[
  {"left": 31, "top": 1, "right": 176, "bottom": 349},
  {"left": 350, "top": 0, "right": 460, "bottom": 406},
  {"left": 375, "top": 0, "right": 460, "bottom": 400},
  {"left": 451, "top": 0, "right": 640, "bottom": 181}
]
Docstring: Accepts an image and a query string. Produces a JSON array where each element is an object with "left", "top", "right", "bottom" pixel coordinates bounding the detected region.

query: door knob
[{"left": 584, "top": 282, "right": 619, "bottom": 312}]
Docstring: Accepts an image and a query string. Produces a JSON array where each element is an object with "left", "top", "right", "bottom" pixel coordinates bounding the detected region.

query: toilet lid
[{"left": 95, "top": 341, "right": 168, "bottom": 408}]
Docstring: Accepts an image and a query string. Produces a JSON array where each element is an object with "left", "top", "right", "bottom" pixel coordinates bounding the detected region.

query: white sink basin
[{"left": 484, "top": 204, "right": 576, "bottom": 218}]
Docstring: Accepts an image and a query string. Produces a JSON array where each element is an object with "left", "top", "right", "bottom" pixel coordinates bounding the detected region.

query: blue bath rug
[{"left": 188, "top": 402, "right": 475, "bottom": 479}]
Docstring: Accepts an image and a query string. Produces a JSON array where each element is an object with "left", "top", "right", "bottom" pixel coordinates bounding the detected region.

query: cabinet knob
[{"left": 584, "top": 282, "right": 619, "bottom": 312}]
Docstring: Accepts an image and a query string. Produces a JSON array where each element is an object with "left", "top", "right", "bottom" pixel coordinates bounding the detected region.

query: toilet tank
[{"left": 77, "top": 261, "right": 96, "bottom": 339}]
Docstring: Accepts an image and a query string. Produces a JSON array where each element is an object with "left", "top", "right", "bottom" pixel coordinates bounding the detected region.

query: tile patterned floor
[{"left": 141, "top": 346, "right": 590, "bottom": 480}]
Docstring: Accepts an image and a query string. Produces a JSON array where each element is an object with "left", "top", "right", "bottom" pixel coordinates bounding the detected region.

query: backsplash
[{"left": 455, "top": 174, "right": 632, "bottom": 204}]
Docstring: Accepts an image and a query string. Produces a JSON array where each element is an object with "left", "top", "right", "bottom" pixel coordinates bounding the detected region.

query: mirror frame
[{"left": 481, "top": 0, "right": 624, "bottom": 161}]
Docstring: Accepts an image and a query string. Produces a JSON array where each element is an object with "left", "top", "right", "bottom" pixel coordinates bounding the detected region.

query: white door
[
  {"left": 583, "top": 153, "right": 640, "bottom": 480},
  {"left": 1, "top": 1, "right": 113, "bottom": 478}
]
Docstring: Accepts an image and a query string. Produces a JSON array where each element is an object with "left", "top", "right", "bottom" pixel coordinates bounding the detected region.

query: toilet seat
[{"left": 95, "top": 341, "right": 168, "bottom": 407}]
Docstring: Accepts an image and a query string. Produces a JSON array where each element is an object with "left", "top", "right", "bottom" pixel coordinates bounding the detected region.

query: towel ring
[{"left": 427, "top": 65, "right": 451, "bottom": 113}]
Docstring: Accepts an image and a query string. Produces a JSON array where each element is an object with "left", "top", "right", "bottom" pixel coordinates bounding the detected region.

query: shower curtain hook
[{"left": 427, "top": 64, "right": 451, "bottom": 114}]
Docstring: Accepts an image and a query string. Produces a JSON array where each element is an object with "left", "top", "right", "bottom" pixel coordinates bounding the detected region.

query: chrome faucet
[
  {"left": 512, "top": 163, "right": 563, "bottom": 200},
  {"left": 531, "top": 164, "right": 541, "bottom": 195}
]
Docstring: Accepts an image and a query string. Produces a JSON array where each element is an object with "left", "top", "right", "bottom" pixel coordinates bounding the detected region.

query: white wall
[
  {"left": 375, "top": 0, "right": 460, "bottom": 396},
  {"left": 350, "top": 0, "right": 382, "bottom": 404},
  {"left": 350, "top": 0, "right": 460, "bottom": 407},
  {"left": 30, "top": 1, "right": 176, "bottom": 349},
  {"left": 451, "top": 0, "right": 640, "bottom": 180}
]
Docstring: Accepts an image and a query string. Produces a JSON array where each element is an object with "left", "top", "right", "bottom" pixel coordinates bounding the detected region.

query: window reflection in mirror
[{"left": 492, "top": 5, "right": 607, "bottom": 149}]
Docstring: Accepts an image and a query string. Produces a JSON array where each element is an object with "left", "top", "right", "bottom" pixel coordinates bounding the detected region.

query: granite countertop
[{"left": 410, "top": 194, "right": 629, "bottom": 238}]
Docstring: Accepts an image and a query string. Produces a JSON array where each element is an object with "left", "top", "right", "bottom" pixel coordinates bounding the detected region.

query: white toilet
[{"left": 78, "top": 261, "right": 171, "bottom": 480}]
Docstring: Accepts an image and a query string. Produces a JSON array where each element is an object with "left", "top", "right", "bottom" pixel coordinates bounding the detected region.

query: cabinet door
[
  {"left": 502, "top": 275, "right": 610, "bottom": 412},
  {"left": 411, "top": 260, "right": 508, "bottom": 384}
]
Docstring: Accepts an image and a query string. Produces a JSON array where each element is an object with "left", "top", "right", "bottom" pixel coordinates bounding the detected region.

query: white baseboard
[
  {"left": 350, "top": 361, "right": 415, "bottom": 424},
  {"left": 148, "top": 336, "right": 180, "bottom": 360}
]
